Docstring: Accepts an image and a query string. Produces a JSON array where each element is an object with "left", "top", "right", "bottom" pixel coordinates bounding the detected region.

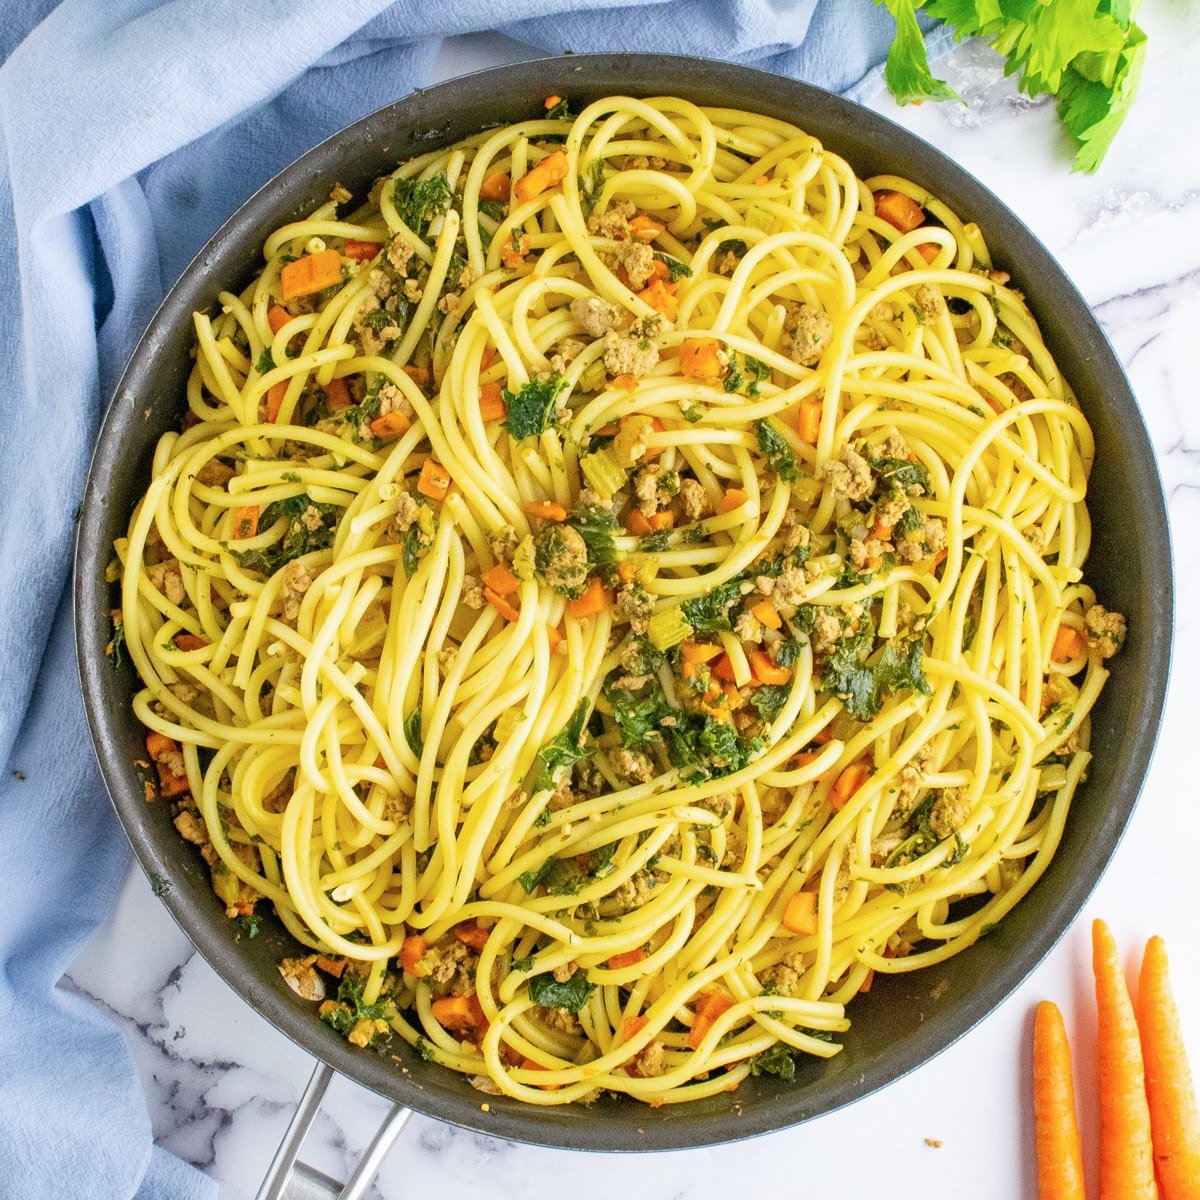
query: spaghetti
[{"left": 114, "top": 95, "right": 1127, "bottom": 1105}]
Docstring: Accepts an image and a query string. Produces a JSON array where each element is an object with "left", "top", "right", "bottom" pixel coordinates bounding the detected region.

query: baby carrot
[{"left": 1033, "top": 1000, "right": 1087, "bottom": 1200}]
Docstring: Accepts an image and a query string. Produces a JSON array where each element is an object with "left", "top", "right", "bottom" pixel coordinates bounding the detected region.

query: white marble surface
[{"left": 65, "top": 15, "right": 1200, "bottom": 1199}]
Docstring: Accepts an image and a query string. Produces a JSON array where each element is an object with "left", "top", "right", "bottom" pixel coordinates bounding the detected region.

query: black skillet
[{"left": 74, "top": 53, "right": 1172, "bottom": 1154}]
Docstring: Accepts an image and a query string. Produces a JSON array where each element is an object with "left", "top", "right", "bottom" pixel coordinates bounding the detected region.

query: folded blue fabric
[{"left": 0, "top": 2, "right": 906, "bottom": 1195}]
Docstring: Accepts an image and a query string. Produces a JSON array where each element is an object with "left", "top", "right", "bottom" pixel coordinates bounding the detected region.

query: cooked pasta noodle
[{"left": 115, "top": 94, "right": 1127, "bottom": 1105}]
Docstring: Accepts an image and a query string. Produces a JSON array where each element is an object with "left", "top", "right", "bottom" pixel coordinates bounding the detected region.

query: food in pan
[{"left": 113, "top": 94, "right": 1126, "bottom": 1105}]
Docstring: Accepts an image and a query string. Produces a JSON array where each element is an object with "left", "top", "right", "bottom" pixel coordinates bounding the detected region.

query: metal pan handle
[{"left": 254, "top": 1062, "right": 413, "bottom": 1200}]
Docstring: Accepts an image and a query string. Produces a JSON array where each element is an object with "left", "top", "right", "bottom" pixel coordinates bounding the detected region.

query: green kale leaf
[
  {"left": 503, "top": 375, "right": 567, "bottom": 440},
  {"left": 392, "top": 173, "right": 453, "bottom": 237},
  {"left": 233, "top": 492, "right": 340, "bottom": 576},
  {"left": 531, "top": 698, "right": 594, "bottom": 794},
  {"left": 529, "top": 969, "right": 596, "bottom": 1012},
  {"left": 755, "top": 418, "right": 800, "bottom": 482}
]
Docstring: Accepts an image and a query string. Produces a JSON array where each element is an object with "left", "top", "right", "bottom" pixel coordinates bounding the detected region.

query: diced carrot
[
  {"left": 342, "top": 239, "right": 381, "bottom": 262},
  {"left": 266, "top": 381, "right": 288, "bottom": 423},
  {"left": 145, "top": 732, "right": 178, "bottom": 762},
  {"left": 323, "top": 377, "right": 351, "bottom": 410},
  {"left": 617, "top": 560, "right": 637, "bottom": 584},
  {"left": 524, "top": 500, "right": 568, "bottom": 522},
  {"left": 280, "top": 248, "right": 342, "bottom": 300},
  {"left": 634, "top": 416, "right": 667, "bottom": 460},
  {"left": 754, "top": 173, "right": 770, "bottom": 186},
  {"left": 482, "top": 562, "right": 520, "bottom": 596},
  {"left": 873, "top": 190, "right": 926, "bottom": 234},
  {"left": 915, "top": 241, "right": 940, "bottom": 264},
  {"left": 722, "top": 682, "right": 745, "bottom": 711},
  {"left": 402, "top": 364, "right": 430, "bottom": 388},
  {"left": 717, "top": 488, "right": 748, "bottom": 514},
  {"left": 681, "top": 642, "right": 722, "bottom": 664},
  {"left": 417, "top": 459, "right": 451, "bottom": 501},
  {"left": 500, "top": 232, "right": 531, "bottom": 268},
  {"left": 518, "top": 1056, "right": 562, "bottom": 1089},
  {"left": 830, "top": 761, "right": 870, "bottom": 810},
  {"left": 513, "top": 150, "right": 568, "bottom": 204},
  {"left": 688, "top": 990, "right": 733, "bottom": 1049},
  {"left": 628, "top": 214, "right": 664, "bottom": 242},
  {"left": 679, "top": 337, "right": 725, "bottom": 383},
  {"left": 711, "top": 654, "right": 736, "bottom": 683},
  {"left": 431, "top": 993, "right": 488, "bottom": 1037},
  {"left": 370, "top": 411, "right": 411, "bottom": 441},
  {"left": 749, "top": 649, "right": 790, "bottom": 687},
  {"left": 1052, "top": 624, "right": 1086, "bottom": 663},
  {"left": 484, "top": 587, "right": 521, "bottom": 623},
  {"left": 1093, "top": 919, "right": 1158, "bottom": 1199},
  {"left": 455, "top": 923, "right": 491, "bottom": 952},
  {"left": 611, "top": 373, "right": 639, "bottom": 393},
  {"left": 543, "top": 94, "right": 563, "bottom": 110},
  {"left": 401, "top": 933, "right": 429, "bottom": 977},
  {"left": 750, "top": 600, "right": 781, "bottom": 630},
  {"left": 565, "top": 576, "right": 608, "bottom": 620},
  {"left": 267, "top": 305, "right": 291, "bottom": 335},
  {"left": 1033, "top": 1000, "right": 1087, "bottom": 1200},
  {"left": 625, "top": 508, "right": 652, "bottom": 536},
  {"left": 622, "top": 1015, "right": 648, "bottom": 1042},
  {"left": 174, "top": 633, "right": 209, "bottom": 652},
  {"left": 156, "top": 761, "right": 190, "bottom": 796},
  {"left": 797, "top": 400, "right": 822, "bottom": 445},
  {"left": 637, "top": 277, "right": 678, "bottom": 321},
  {"left": 870, "top": 513, "right": 894, "bottom": 542},
  {"left": 1139, "top": 935, "right": 1200, "bottom": 1199},
  {"left": 479, "top": 380, "right": 507, "bottom": 422},
  {"left": 791, "top": 749, "right": 821, "bottom": 769},
  {"left": 481, "top": 171, "right": 511, "bottom": 202},
  {"left": 648, "top": 257, "right": 670, "bottom": 283},
  {"left": 315, "top": 956, "right": 346, "bottom": 978},
  {"left": 594, "top": 422, "right": 620, "bottom": 437},
  {"left": 481, "top": 346, "right": 498, "bottom": 371},
  {"left": 860, "top": 970, "right": 875, "bottom": 994},
  {"left": 232, "top": 506, "right": 260, "bottom": 540},
  {"left": 647, "top": 511, "right": 675, "bottom": 532},
  {"left": 782, "top": 890, "right": 818, "bottom": 935},
  {"left": 546, "top": 624, "right": 565, "bottom": 651},
  {"left": 608, "top": 948, "right": 647, "bottom": 970}
]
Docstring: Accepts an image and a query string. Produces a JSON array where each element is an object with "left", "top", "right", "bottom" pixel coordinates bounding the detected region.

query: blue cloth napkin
[{"left": 0, "top": 2, "right": 912, "bottom": 1195}]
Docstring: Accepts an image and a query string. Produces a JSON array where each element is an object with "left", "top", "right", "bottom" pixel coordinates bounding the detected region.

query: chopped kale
[
  {"left": 233, "top": 911, "right": 262, "bottom": 940},
  {"left": 895, "top": 504, "right": 925, "bottom": 538},
  {"left": 391, "top": 173, "right": 452, "bottom": 237},
  {"left": 256, "top": 347, "right": 276, "bottom": 375},
  {"left": 605, "top": 678, "right": 673, "bottom": 750},
  {"left": 869, "top": 455, "right": 929, "bottom": 496},
  {"left": 681, "top": 576, "right": 746, "bottom": 633},
  {"left": 503, "top": 374, "right": 567, "bottom": 440},
  {"left": 750, "top": 1043, "right": 799, "bottom": 1080},
  {"left": 415, "top": 1036, "right": 438, "bottom": 1061},
  {"left": 401, "top": 501, "right": 436, "bottom": 579},
  {"left": 567, "top": 501, "right": 620, "bottom": 568},
  {"left": 716, "top": 237, "right": 748, "bottom": 259},
  {"left": 510, "top": 955, "right": 535, "bottom": 973},
  {"left": 232, "top": 492, "right": 340, "bottom": 576},
  {"left": 591, "top": 841, "right": 618, "bottom": 879},
  {"left": 528, "top": 969, "right": 595, "bottom": 1012},
  {"left": 754, "top": 418, "right": 800, "bottom": 482},
  {"left": 750, "top": 682, "right": 793, "bottom": 722},
  {"left": 775, "top": 633, "right": 808, "bottom": 667},
  {"left": 108, "top": 622, "right": 126, "bottom": 669},
  {"left": 621, "top": 636, "right": 665, "bottom": 676},
  {"left": 638, "top": 531, "right": 672, "bottom": 552},
  {"left": 531, "top": 699, "right": 594, "bottom": 793},
  {"left": 821, "top": 615, "right": 931, "bottom": 722},
  {"left": 519, "top": 857, "right": 558, "bottom": 893},
  {"left": 655, "top": 252, "right": 693, "bottom": 282},
  {"left": 578, "top": 159, "right": 605, "bottom": 221},
  {"left": 726, "top": 353, "right": 771, "bottom": 397},
  {"left": 479, "top": 199, "right": 506, "bottom": 222},
  {"left": 404, "top": 710, "right": 423, "bottom": 756},
  {"left": 519, "top": 856, "right": 586, "bottom": 896},
  {"left": 319, "top": 976, "right": 394, "bottom": 1046},
  {"left": 544, "top": 96, "right": 573, "bottom": 120}
]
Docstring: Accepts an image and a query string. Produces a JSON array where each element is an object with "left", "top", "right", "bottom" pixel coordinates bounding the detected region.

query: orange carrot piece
[
  {"left": 369, "top": 411, "right": 411, "bottom": 441},
  {"left": 145, "top": 732, "right": 178, "bottom": 762},
  {"left": 749, "top": 649, "right": 790, "bottom": 687},
  {"left": 611, "top": 373, "right": 639, "bottom": 393},
  {"left": 622, "top": 1015, "right": 648, "bottom": 1042},
  {"left": 1033, "top": 1000, "right": 1087, "bottom": 1200},
  {"left": 156, "top": 761, "right": 190, "bottom": 796},
  {"left": 711, "top": 654, "right": 736, "bottom": 683},
  {"left": 1139, "top": 935, "right": 1200, "bottom": 1199},
  {"left": 543, "top": 94, "right": 563, "bottom": 109},
  {"left": 830, "top": 762, "right": 869, "bottom": 810},
  {"left": 688, "top": 990, "right": 733, "bottom": 1049},
  {"left": 754, "top": 173, "right": 770, "bottom": 186},
  {"left": 403, "top": 364, "right": 431, "bottom": 388},
  {"left": 174, "top": 633, "right": 209, "bottom": 652},
  {"left": 279, "top": 248, "right": 342, "bottom": 300},
  {"left": 524, "top": 500, "right": 568, "bottom": 522},
  {"left": 323, "top": 376, "right": 352, "bottom": 410},
  {"left": 716, "top": 487, "right": 747, "bottom": 514},
  {"left": 870, "top": 513, "right": 894, "bottom": 542},
  {"left": 681, "top": 642, "right": 723, "bottom": 664},
  {"left": 628, "top": 214, "right": 665, "bottom": 242},
  {"left": 1053, "top": 624, "right": 1087, "bottom": 662},
  {"left": 617, "top": 560, "right": 637, "bottom": 584},
  {"left": 417, "top": 458, "right": 451, "bottom": 501},
  {"left": 400, "top": 934, "right": 429, "bottom": 976},
  {"left": 607, "top": 948, "right": 647, "bottom": 970},
  {"left": 637, "top": 277, "right": 678, "bottom": 321},
  {"left": 873, "top": 190, "right": 926, "bottom": 234},
  {"left": 625, "top": 508, "right": 652, "bottom": 537},
  {"left": 482, "top": 562, "right": 520, "bottom": 596},
  {"left": 859, "top": 969, "right": 875, "bottom": 994},
  {"left": 266, "top": 381, "right": 288, "bottom": 424},
  {"left": 232, "top": 506, "right": 260, "bottom": 540},
  {"left": 546, "top": 624, "right": 565, "bottom": 651},
  {"left": 484, "top": 587, "right": 521, "bottom": 623},
  {"left": 315, "top": 956, "right": 346, "bottom": 978},
  {"left": 479, "top": 380, "right": 508, "bottom": 422},
  {"left": 500, "top": 232, "right": 531, "bottom": 268},
  {"left": 455, "top": 923, "right": 491, "bottom": 952},
  {"left": 1093, "top": 919, "right": 1159, "bottom": 1200},
  {"left": 782, "top": 890, "right": 818, "bottom": 935},
  {"left": 647, "top": 511, "right": 675, "bottom": 532},
  {"left": 915, "top": 241, "right": 940, "bottom": 264},
  {"left": 679, "top": 337, "right": 725, "bottom": 382},
  {"left": 431, "top": 994, "right": 488, "bottom": 1037},
  {"left": 797, "top": 400, "right": 822, "bottom": 445},
  {"left": 342, "top": 239, "right": 381, "bottom": 262},
  {"left": 266, "top": 305, "right": 291, "bottom": 335},
  {"left": 751, "top": 600, "right": 782, "bottom": 630},
  {"left": 478, "top": 172, "right": 510, "bottom": 205},
  {"left": 565, "top": 576, "right": 608, "bottom": 620},
  {"left": 513, "top": 150, "right": 568, "bottom": 204}
]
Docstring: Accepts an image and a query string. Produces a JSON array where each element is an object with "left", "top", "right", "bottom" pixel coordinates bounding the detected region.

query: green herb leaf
[
  {"left": 750, "top": 1043, "right": 799, "bottom": 1080},
  {"left": 233, "top": 911, "right": 262, "bottom": 939},
  {"left": 232, "top": 492, "right": 341, "bottom": 576},
  {"left": 869, "top": 455, "right": 930, "bottom": 496},
  {"left": 579, "top": 159, "right": 605, "bottom": 221},
  {"left": 108, "top": 623, "right": 126, "bottom": 669},
  {"left": 256, "top": 348, "right": 276, "bottom": 375},
  {"left": 681, "top": 577, "right": 746, "bottom": 634},
  {"left": 655, "top": 252, "right": 693, "bottom": 282},
  {"left": 755, "top": 419, "right": 800, "bottom": 482},
  {"left": 391, "top": 173, "right": 453, "bottom": 237},
  {"left": 529, "top": 970, "right": 596, "bottom": 1012},
  {"left": 544, "top": 96, "right": 573, "bottom": 120},
  {"left": 531, "top": 699, "right": 594, "bottom": 794},
  {"left": 750, "top": 682, "right": 793, "bottom": 722},
  {"left": 502, "top": 375, "right": 567, "bottom": 440},
  {"left": 404, "top": 710, "right": 423, "bottom": 756},
  {"left": 881, "top": 0, "right": 962, "bottom": 105},
  {"left": 567, "top": 502, "right": 620, "bottom": 568},
  {"left": 725, "top": 353, "right": 770, "bottom": 398}
]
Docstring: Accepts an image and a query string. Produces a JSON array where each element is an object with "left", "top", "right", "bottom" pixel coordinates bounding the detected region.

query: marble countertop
[{"left": 66, "top": 15, "right": 1200, "bottom": 1199}]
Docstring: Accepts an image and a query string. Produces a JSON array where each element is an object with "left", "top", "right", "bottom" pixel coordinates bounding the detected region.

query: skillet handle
[{"left": 255, "top": 1061, "right": 414, "bottom": 1200}]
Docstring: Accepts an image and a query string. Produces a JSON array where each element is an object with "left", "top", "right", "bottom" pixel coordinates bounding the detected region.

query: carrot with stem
[
  {"left": 1093, "top": 918, "right": 1158, "bottom": 1199},
  {"left": 1139, "top": 935, "right": 1200, "bottom": 1199},
  {"left": 1033, "top": 1000, "right": 1087, "bottom": 1200}
]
